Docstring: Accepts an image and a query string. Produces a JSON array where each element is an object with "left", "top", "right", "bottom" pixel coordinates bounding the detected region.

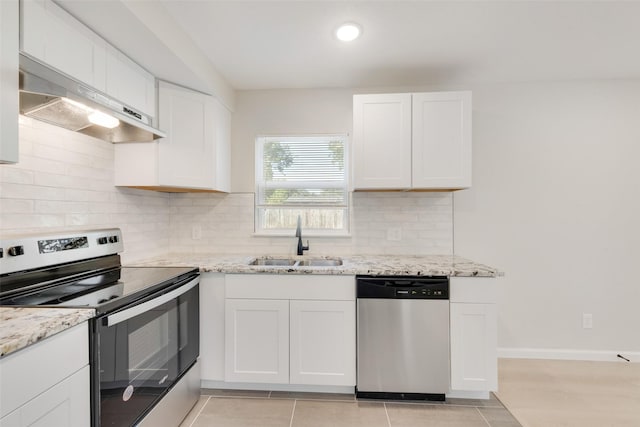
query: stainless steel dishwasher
[{"left": 356, "top": 276, "right": 449, "bottom": 401}]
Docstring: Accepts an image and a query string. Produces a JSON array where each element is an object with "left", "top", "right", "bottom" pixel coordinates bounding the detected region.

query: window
[{"left": 255, "top": 135, "right": 349, "bottom": 236}]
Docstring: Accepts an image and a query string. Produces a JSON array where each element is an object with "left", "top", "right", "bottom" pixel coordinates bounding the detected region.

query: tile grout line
[
  {"left": 383, "top": 402, "right": 392, "bottom": 427},
  {"left": 475, "top": 406, "right": 492, "bottom": 427},
  {"left": 289, "top": 399, "right": 297, "bottom": 427},
  {"left": 187, "top": 396, "right": 212, "bottom": 427}
]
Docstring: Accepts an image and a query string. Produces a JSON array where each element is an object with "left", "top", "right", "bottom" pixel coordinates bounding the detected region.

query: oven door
[{"left": 94, "top": 276, "right": 199, "bottom": 427}]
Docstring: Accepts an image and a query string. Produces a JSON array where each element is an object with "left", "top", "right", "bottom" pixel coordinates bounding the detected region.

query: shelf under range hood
[{"left": 19, "top": 54, "right": 166, "bottom": 143}]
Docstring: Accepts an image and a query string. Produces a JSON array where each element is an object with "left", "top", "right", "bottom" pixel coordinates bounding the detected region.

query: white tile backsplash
[
  {"left": 1, "top": 119, "right": 453, "bottom": 261},
  {"left": 167, "top": 192, "right": 453, "bottom": 256},
  {"left": 0, "top": 119, "right": 171, "bottom": 263}
]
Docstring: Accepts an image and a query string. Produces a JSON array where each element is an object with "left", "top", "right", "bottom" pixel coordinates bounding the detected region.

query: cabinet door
[
  {"left": 0, "top": 0, "right": 18, "bottom": 164},
  {"left": 20, "top": 0, "right": 105, "bottom": 90},
  {"left": 0, "top": 366, "right": 90, "bottom": 427},
  {"left": 450, "top": 302, "right": 497, "bottom": 392},
  {"left": 353, "top": 93, "right": 412, "bottom": 189},
  {"left": 290, "top": 300, "right": 356, "bottom": 386},
  {"left": 225, "top": 299, "right": 289, "bottom": 383},
  {"left": 412, "top": 91, "right": 472, "bottom": 189},
  {"left": 213, "top": 98, "right": 231, "bottom": 193},
  {"left": 200, "top": 273, "right": 226, "bottom": 382},
  {"left": 105, "top": 46, "right": 155, "bottom": 116},
  {"left": 157, "top": 81, "right": 215, "bottom": 189}
]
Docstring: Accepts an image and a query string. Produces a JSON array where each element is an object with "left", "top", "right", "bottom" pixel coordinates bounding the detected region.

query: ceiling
[{"left": 57, "top": 1, "right": 640, "bottom": 92}]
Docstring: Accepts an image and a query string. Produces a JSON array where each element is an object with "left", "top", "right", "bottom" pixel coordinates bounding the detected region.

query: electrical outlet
[
  {"left": 582, "top": 313, "right": 593, "bottom": 329},
  {"left": 387, "top": 228, "right": 402, "bottom": 241},
  {"left": 191, "top": 225, "right": 202, "bottom": 240}
]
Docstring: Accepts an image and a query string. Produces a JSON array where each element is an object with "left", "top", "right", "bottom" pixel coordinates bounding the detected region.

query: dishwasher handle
[{"left": 356, "top": 276, "right": 449, "bottom": 299}]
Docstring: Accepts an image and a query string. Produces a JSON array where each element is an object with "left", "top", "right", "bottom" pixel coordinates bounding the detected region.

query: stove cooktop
[{"left": 0, "top": 266, "right": 198, "bottom": 315}]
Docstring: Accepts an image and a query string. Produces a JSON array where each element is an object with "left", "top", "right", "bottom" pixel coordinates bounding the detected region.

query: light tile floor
[
  {"left": 179, "top": 389, "right": 522, "bottom": 427},
  {"left": 496, "top": 358, "right": 640, "bottom": 427},
  {"left": 179, "top": 358, "right": 640, "bottom": 426}
]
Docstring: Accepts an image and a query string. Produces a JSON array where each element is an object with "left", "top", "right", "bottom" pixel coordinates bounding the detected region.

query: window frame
[{"left": 254, "top": 134, "right": 351, "bottom": 237}]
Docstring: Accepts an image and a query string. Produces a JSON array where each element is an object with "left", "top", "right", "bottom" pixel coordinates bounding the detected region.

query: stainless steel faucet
[{"left": 296, "top": 215, "right": 309, "bottom": 256}]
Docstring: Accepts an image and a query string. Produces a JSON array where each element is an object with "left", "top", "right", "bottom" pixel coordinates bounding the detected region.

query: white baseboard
[
  {"left": 447, "top": 390, "right": 490, "bottom": 400},
  {"left": 497, "top": 347, "right": 640, "bottom": 362}
]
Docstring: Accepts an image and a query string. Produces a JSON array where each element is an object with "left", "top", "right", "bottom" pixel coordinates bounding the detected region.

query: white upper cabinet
[
  {"left": 105, "top": 45, "right": 155, "bottom": 116},
  {"left": 353, "top": 91, "right": 472, "bottom": 190},
  {"left": 412, "top": 92, "right": 472, "bottom": 188},
  {"left": 20, "top": 0, "right": 105, "bottom": 90},
  {"left": 352, "top": 93, "right": 412, "bottom": 189},
  {"left": 114, "top": 81, "right": 231, "bottom": 192},
  {"left": 0, "top": 0, "right": 19, "bottom": 164},
  {"left": 20, "top": 0, "right": 155, "bottom": 116},
  {"left": 158, "top": 81, "right": 216, "bottom": 189}
]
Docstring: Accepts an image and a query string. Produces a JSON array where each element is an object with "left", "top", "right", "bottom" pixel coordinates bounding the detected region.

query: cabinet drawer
[
  {"left": 0, "top": 365, "right": 90, "bottom": 427},
  {"left": 450, "top": 277, "right": 497, "bottom": 304},
  {"left": 0, "top": 323, "right": 88, "bottom": 418},
  {"left": 225, "top": 274, "right": 355, "bottom": 301}
]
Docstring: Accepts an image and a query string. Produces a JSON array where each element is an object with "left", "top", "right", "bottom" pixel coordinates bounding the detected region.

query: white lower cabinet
[
  {"left": 0, "top": 366, "right": 89, "bottom": 427},
  {"left": 199, "top": 273, "right": 226, "bottom": 382},
  {"left": 0, "top": 323, "right": 90, "bottom": 427},
  {"left": 225, "top": 298, "right": 290, "bottom": 384},
  {"left": 223, "top": 274, "right": 356, "bottom": 388},
  {"left": 449, "top": 277, "right": 498, "bottom": 393},
  {"left": 289, "top": 300, "right": 355, "bottom": 386}
]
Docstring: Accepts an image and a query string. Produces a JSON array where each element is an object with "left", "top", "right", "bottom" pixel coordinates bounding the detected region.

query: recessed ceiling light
[{"left": 335, "top": 22, "right": 361, "bottom": 42}]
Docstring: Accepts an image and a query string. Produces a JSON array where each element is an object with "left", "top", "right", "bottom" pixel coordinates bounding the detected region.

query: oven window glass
[
  {"left": 97, "top": 282, "right": 199, "bottom": 427},
  {"left": 128, "top": 308, "right": 174, "bottom": 384}
]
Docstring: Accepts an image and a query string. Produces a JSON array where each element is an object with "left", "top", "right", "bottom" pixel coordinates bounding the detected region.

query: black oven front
[{"left": 92, "top": 275, "right": 199, "bottom": 427}]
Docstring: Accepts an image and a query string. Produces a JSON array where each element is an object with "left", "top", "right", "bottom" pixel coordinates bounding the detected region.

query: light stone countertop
[
  {"left": 0, "top": 307, "right": 95, "bottom": 358},
  {"left": 0, "top": 254, "right": 498, "bottom": 358},
  {"left": 128, "top": 253, "right": 501, "bottom": 277}
]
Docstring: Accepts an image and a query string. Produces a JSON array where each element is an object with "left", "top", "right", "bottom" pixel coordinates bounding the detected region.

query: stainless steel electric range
[{"left": 0, "top": 228, "right": 200, "bottom": 427}]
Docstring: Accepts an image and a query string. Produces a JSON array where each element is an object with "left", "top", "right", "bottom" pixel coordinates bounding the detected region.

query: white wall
[
  {"left": 0, "top": 117, "right": 171, "bottom": 263},
  {"left": 454, "top": 80, "right": 640, "bottom": 358},
  {"left": 232, "top": 83, "right": 640, "bottom": 358}
]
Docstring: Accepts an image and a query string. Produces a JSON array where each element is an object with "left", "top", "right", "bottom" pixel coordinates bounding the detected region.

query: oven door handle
[{"left": 106, "top": 277, "right": 198, "bottom": 327}]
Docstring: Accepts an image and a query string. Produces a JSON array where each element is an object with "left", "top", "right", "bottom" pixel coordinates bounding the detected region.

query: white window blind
[{"left": 255, "top": 135, "right": 349, "bottom": 235}]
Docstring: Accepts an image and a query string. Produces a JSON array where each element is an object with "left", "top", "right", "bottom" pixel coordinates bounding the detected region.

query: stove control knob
[
  {"left": 109, "top": 295, "right": 119, "bottom": 300},
  {"left": 8, "top": 246, "right": 24, "bottom": 257},
  {"left": 97, "top": 298, "right": 108, "bottom": 304},
  {"left": 108, "top": 235, "right": 119, "bottom": 243},
  {"left": 98, "top": 237, "right": 108, "bottom": 245}
]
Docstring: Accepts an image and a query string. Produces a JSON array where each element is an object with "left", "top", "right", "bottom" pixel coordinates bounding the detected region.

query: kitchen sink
[
  {"left": 297, "top": 259, "right": 343, "bottom": 267},
  {"left": 248, "top": 258, "right": 298, "bottom": 266},
  {"left": 247, "top": 257, "right": 343, "bottom": 267}
]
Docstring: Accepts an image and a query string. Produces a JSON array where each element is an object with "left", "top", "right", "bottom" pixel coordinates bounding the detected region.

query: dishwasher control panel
[
  {"left": 356, "top": 276, "right": 449, "bottom": 300},
  {"left": 395, "top": 288, "right": 446, "bottom": 298}
]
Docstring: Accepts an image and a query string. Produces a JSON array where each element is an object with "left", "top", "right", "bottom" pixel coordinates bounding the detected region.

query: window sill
[{"left": 252, "top": 232, "right": 352, "bottom": 238}]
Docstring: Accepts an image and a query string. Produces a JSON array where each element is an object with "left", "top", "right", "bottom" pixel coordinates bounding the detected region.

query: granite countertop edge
[
  {"left": 127, "top": 253, "right": 502, "bottom": 278},
  {"left": 0, "top": 307, "right": 95, "bottom": 359}
]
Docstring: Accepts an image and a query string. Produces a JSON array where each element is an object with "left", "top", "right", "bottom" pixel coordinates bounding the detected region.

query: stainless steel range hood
[{"left": 19, "top": 54, "right": 166, "bottom": 143}]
